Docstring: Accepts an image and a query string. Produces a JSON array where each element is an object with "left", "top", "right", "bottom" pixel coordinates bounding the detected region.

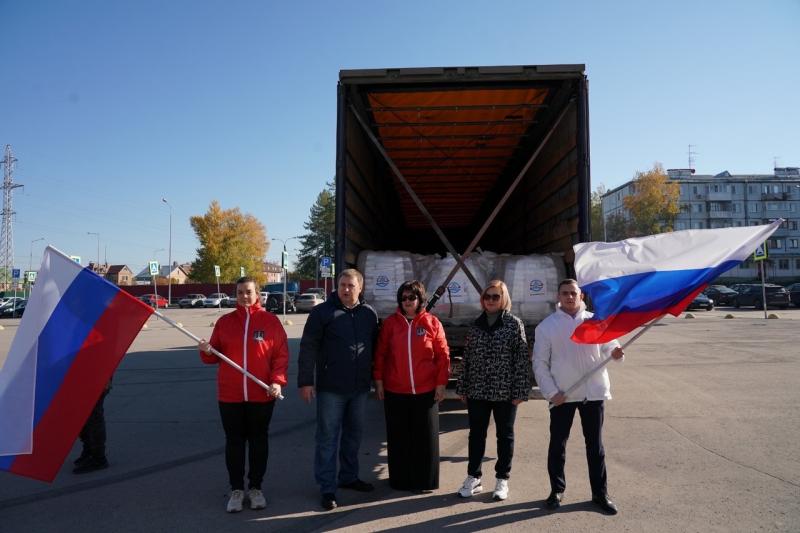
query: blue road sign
[
  {"left": 320, "top": 256, "right": 332, "bottom": 268},
  {"left": 11, "top": 269, "right": 20, "bottom": 279}
]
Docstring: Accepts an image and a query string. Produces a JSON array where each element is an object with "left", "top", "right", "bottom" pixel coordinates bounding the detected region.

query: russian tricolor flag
[
  {"left": 572, "top": 220, "right": 782, "bottom": 344},
  {"left": 0, "top": 246, "right": 153, "bottom": 482}
]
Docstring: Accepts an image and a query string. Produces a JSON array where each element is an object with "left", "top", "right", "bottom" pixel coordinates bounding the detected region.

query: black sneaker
[
  {"left": 545, "top": 491, "right": 563, "bottom": 510},
  {"left": 73, "top": 456, "right": 109, "bottom": 474},
  {"left": 339, "top": 479, "right": 374, "bottom": 492},
  {"left": 321, "top": 493, "right": 337, "bottom": 511}
]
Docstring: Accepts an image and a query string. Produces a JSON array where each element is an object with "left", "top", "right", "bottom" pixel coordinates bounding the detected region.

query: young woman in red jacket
[
  {"left": 374, "top": 280, "right": 450, "bottom": 491},
  {"left": 199, "top": 277, "right": 288, "bottom": 513}
]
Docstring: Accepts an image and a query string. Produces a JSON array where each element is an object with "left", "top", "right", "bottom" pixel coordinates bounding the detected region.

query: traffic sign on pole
[
  {"left": 214, "top": 265, "right": 221, "bottom": 278},
  {"left": 754, "top": 242, "right": 767, "bottom": 262},
  {"left": 240, "top": 267, "right": 245, "bottom": 277},
  {"left": 11, "top": 269, "right": 20, "bottom": 280},
  {"left": 149, "top": 261, "right": 160, "bottom": 276}
]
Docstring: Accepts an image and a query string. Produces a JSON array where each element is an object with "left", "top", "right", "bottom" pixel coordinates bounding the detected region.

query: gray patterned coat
[{"left": 456, "top": 310, "right": 532, "bottom": 401}]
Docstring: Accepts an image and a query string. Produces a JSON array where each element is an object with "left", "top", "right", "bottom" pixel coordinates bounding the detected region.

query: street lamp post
[
  {"left": 28, "top": 237, "right": 44, "bottom": 297},
  {"left": 161, "top": 198, "right": 173, "bottom": 307},
  {"left": 87, "top": 232, "right": 100, "bottom": 271},
  {"left": 272, "top": 236, "right": 300, "bottom": 322}
]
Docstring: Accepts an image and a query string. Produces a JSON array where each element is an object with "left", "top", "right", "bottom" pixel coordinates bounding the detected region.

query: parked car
[
  {"left": 0, "top": 296, "right": 25, "bottom": 310},
  {"left": 295, "top": 293, "right": 325, "bottom": 313},
  {"left": 1, "top": 299, "right": 27, "bottom": 318},
  {"left": 305, "top": 287, "right": 327, "bottom": 300},
  {"left": 264, "top": 292, "right": 296, "bottom": 314},
  {"left": 703, "top": 286, "right": 738, "bottom": 306},
  {"left": 178, "top": 294, "right": 207, "bottom": 308},
  {"left": 733, "top": 284, "right": 790, "bottom": 309},
  {"left": 139, "top": 294, "right": 169, "bottom": 308},
  {"left": 783, "top": 283, "right": 800, "bottom": 307},
  {"left": 687, "top": 293, "right": 714, "bottom": 311},
  {"left": 203, "top": 293, "right": 230, "bottom": 308}
]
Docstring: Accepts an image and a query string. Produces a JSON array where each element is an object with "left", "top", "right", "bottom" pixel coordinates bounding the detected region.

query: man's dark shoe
[
  {"left": 592, "top": 494, "right": 618, "bottom": 515},
  {"left": 545, "top": 491, "right": 563, "bottom": 510},
  {"left": 72, "top": 456, "right": 109, "bottom": 474},
  {"left": 321, "top": 493, "right": 337, "bottom": 511},
  {"left": 73, "top": 451, "right": 92, "bottom": 467},
  {"left": 339, "top": 479, "right": 375, "bottom": 492}
]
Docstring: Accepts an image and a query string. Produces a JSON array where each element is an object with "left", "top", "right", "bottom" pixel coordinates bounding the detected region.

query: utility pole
[
  {"left": 162, "top": 198, "right": 173, "bottom": 307},
  {"left": 1, "top": 145, "right": 23, "bottom": 290}
]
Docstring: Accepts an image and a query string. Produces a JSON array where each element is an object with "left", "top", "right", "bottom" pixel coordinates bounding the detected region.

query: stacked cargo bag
[
  {"left": 498, "top": 253, "right": 566, "bottom": 323},
  {"left": 423, "top": 254, "right": 488, "bottom": 326},
  {"left": 358, "top": 250, "right": 416, "bottom": 318}
]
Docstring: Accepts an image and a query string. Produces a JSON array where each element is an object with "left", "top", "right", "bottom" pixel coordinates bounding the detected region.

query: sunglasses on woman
[
  {"left": 401, "top": 294, "right": 418, "bottom": 302},
  {"left": 482, "top": 293, "right": 501, "bottom": 302}
]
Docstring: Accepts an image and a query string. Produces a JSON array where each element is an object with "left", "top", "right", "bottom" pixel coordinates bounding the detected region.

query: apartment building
[{"left": 601, "top": 167, "right": 800, "bottom": 281}]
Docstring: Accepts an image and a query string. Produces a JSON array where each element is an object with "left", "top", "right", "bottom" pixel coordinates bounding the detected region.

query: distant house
[
  {"left": 105, "top": 265, "right": 135, "bottom": 286},
  {"left": 263, "top": 261, "right": 282, "bottom": 283},
  {"left": 134, "top": 262, "right": 190, "bottom": 284}
]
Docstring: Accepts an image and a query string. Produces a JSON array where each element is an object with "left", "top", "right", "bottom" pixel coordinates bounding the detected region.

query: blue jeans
[{"left": 315, "top": 390, "right": 368, "bottom": 495}]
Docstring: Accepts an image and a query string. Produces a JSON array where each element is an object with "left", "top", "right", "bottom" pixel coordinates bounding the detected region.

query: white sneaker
[
  {"left": 458, "top": 475, "right": 482, "bottom": 498},
  {"left": 226, "top": 489, "right": 244, "bottom": 513},
  {"left": 493, "top": 478, "right": 509, "bottom": 501},
  {"left": 248, "top": 488, "right": 266, "bottom": 510}
]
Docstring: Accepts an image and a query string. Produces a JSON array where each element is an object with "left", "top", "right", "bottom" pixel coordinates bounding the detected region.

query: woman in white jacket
[{"left": 533, "top": 279, "right": 623, "bottom": 516}]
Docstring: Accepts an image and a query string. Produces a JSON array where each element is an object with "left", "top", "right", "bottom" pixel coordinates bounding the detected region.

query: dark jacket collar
[
  {"left": 474, "top": 309, "right": 508, "bottom": 333},
  {"left": 328, "top": 291, "right": 363, "bottom": 311}
]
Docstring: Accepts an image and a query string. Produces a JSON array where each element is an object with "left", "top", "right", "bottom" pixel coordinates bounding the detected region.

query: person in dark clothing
[
  {"left": 297, "top": 268, "right": 379, "bottom": 511},
  {"left": 73, "top": 381, "right": 111, "bottom": 474}
]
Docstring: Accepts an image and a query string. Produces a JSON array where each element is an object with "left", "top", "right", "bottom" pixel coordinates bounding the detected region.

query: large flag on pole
[
  {"left": 0, "top": 246, "right": 153, "bottom": 482},
  {"left": 571, "top": 220, "right": 782, "bottom": 344}
]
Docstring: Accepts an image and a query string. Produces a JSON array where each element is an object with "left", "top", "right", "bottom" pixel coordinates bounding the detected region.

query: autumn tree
[
  {"left": 190, "top": 201, "right": 269, "bottom": 283},
  {"left": 605, "top": 213, "right": 630, "bottom": 241},
  {"left": 295, "top": 182, "right": 335, "bottom": 279},
  {"left": 623, "top": 163, "right": 680, "bottom": 237},
  {"left": 590, "top": 184, "right": 607, "bottom": 241}
]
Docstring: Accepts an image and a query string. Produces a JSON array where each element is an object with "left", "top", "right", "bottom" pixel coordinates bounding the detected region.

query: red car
[{"left": 140, "top": 294, "right": 169, "bottom": 308}]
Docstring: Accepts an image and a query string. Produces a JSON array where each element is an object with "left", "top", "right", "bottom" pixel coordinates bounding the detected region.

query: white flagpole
[
  {"left": 548, "top": 315, "right": 664, "bottom": 409},
  {"left": 152, "top": 309, "right": 284, "bottom": 400}
]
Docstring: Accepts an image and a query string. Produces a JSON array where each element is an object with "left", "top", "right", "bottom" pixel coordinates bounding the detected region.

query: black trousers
[
  {"left": 79, "top": 387, "right": 110, "bottom": 458},
  {"left": 219, "top": 401, "right": 275, "bottom": 491},
  {"left": 547, "top": 400, "right": 607, "bottom": 497},
  {"left": 466, "top": 399, "right": 517, "bottom": 480},
  {"left": 384, "top": 390, "right": 440, "bottom": 490}
]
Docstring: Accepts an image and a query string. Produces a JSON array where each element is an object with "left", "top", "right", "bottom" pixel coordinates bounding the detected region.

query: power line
[{"left": 1, "top": 145, "right": 24, "bottom": 289}]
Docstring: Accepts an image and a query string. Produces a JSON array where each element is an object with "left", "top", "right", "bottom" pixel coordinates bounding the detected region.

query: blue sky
[{"left": 1, "top": 0, "right": 798, "bottom": 274}]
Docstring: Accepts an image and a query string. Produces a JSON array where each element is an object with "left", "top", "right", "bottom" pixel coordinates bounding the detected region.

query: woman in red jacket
[
  {"left": 199, "top": 277, "right": 288, "bottom": 513},
  {"left": 374, "top": 280, "right": 450, "bottom": 491}
]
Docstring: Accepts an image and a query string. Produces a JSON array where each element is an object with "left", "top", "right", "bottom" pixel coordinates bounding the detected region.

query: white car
[
  {"left": 178, "top": 294, "right": 207, "bottom": 308},
  {"left": 295, "top": 293, "right": 325, "bottom": 313},
  {"left": 203, "top": 293, "right": 230, "bottom": 308}
]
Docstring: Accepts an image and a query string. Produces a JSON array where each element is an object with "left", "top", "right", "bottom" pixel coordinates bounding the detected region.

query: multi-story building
[{"left": 602, "top": 167, "right": 800, "bottom": 282}]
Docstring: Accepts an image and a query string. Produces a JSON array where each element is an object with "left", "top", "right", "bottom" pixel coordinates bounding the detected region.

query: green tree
[
  {"left": 590, "top": 184, "right": 607, "bottom": 241},
  {"left": 190, "top": 201, "right": 269, "bottom": 283},
  {"left": 605, "top": 212, "right": 630, "bottom": 241},
  {"left": 623, "top": 163, "right": 680, "bottom": 237},
  {"left": 295, "top": 182, "right": 335, "bottom": 279}
]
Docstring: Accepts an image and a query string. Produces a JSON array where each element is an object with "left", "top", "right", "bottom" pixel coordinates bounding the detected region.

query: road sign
[
  {"left": 26, "top": 271, "right": 36, "bottom": 282},
  {"left": 70, "top": 256, "right": 81, "bottom": 264},
  {"left": 240, "top": 267, "right": 245, "bottom": 277},
  {"left": 11, "top": 269, "right": 20, "bottom": 280},
  {"left": 320, "top": 256, "right": 332, "bottom": 268},
  {"left": 320, "top": 266, "right": 331, "bottom": 278},
  {"left": 754, "top": 242, "right": 767, "bottom": 261},
  {"left": 149, "top": 261, "right": 160, "bottom": 276},
  {"left": 214, "top": 265, "right": 221, "bottom": 277}
]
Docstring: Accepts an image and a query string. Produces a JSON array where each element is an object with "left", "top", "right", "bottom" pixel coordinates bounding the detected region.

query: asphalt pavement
[{"left": 0, "top": 306, "right": 798, "bottom": 532}]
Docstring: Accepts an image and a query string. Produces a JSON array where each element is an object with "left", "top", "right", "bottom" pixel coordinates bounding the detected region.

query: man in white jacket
[{"left": 533, "top": 279, "right": 624, "bottom": 515}]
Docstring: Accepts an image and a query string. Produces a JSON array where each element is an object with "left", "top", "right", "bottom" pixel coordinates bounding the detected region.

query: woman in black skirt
[{"left": 374, "top": 280, "right": 450, "bottom": 491}]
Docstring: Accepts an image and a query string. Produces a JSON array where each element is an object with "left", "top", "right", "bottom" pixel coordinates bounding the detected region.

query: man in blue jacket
[{"left": 298, "top": 268, "right": 379, "bottom": 511}]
